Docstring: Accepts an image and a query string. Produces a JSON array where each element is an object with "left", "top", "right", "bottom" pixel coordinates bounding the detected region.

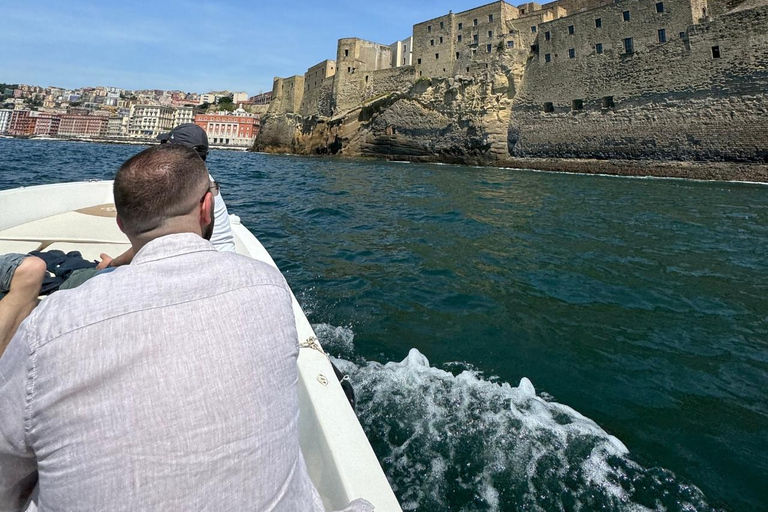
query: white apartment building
[
  {"left": 201, "top": 91, "right": 231, "bottom": 104},
  {"left": 128, "top": 105, "right": 175, "bottom": 138},
  {"left": 0, "top": 109, "right": 12, "bottom": 134},
  {"left": 173, "top": 107, "right": 195, "bottom": 126},
  {"left": 106, "top": 116, "right": 128, "bottom": 138},
  {"left": 232, "top": 91, "right": 249, "bottom": 103}
]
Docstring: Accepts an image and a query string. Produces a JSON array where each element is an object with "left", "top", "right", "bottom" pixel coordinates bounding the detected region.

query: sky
[{"left": 0, "top": 0, "right": 508, "bottom": 95}]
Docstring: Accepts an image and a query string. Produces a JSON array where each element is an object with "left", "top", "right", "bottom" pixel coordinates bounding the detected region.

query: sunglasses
[{"left": 201, "top": 180, "right": 220, "bottom": 202}]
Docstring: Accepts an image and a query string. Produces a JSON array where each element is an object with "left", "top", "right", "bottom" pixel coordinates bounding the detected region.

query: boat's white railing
[{"left": 231, "top": 221, "right": 401, "bottom": 511}]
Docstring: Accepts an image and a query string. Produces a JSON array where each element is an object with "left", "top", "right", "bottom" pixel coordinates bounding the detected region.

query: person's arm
[
  {"left": 96, "top": 247, "right": 135, "bottom": 270},
  {"left": 0, "top": 323, "right": 38, "bottom": 511}
]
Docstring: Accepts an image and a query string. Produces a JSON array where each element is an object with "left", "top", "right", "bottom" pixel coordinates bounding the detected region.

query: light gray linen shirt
[{"left": 0, "top": 233, "right": 331, "bottom": 511}]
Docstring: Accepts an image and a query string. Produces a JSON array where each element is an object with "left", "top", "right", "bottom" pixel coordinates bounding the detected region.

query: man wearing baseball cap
[{"left": 98, "top": 124, "right": 236, "bottom": 268}]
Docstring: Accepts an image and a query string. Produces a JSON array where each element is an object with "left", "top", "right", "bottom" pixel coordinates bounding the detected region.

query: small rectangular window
[
  {"left": 680, "top": 31, "right": 686, "bottom": 38},
  {"left": 431, "top": 39, "right": 435, "bottom": 46},
  {"left": 656, "top": 2, "right": 664, "bottom": 12},
  {"left": 489, "top": 14, "right": 494, "bottom": 22},
  {"left": 456, "top": 51, "right": 460, "bottom": 59},
  {"left": 417, "top": 58, "right": 422, "bottom": 64},
  {"left": 596, "top": 43, "right": 603, "bottom": 54},
  {"left": 568, "top": 25, "right": 574, "bottom": 35},
  {"left": 474, "top": 18, "right": 478, "bottom": 26},
  {"left": 568, "top": 48, "right": 575, "bottom": 58},
  {"left": 623, "top": 10, "right": 630, "bottom": 21},
  {"left": 544, "top": 102, "right": 555, "bottom": 112},
  {"left": 545, "top": 31, "right": 551, "bottom": 41},
  {"left": 507, "top": 40, "right": 515, "bottom": 48},
  {"left": 345, "top": 49, "right": 349, "bottom": 57},
  {"left": 440, "top": 36, "right": 444, "bottom": 43},
  {"left": 428, "top": 25, "right": 432, "bottom": 32},
  {"left": 624, "top": 37, "right": 634, "bottom": 53},
  {"left": 487, "top": 44, "right": 492, "bottom": 53},
  {"left": 488, "top": 31, "right": 493, "bottom": 38},
  {"left": 602, "top": 96, "right": 615, "bottom": 108},
  {"left": 531, "top": 26, "right": 537, "bottom": 33},
  {"left": 474, "top": 34, "right": 479, "bottom": 43},
  {"left": 440, "top": 21, "right": 444, "bottom": 29},
  {"left": 595, "top": 18, "right": 602, "bottom": 28},
  {"left": 458, "top": 22, "right": 463, "bottom": 29},
  {"left": 572, "top": 99, "right": 584, "bottom": 111},
  {"left": 712, "top": 45, "right": 720, "bottom": 58},
  {"left": 658, "top": 28, "right": 666, "bottom": 43},
  {"left": 545, "top": 53, "right": 551, "bottom": 62},
  {"left": 458, "top": 35, "right": 462, "bottom": 42},
  {"left": 435, "top": 53, "right": 439, "bottom": 59}
]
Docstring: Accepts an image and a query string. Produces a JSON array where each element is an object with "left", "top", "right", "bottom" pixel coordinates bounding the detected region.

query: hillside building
[
  {"left": 58, "top": 114, "right": 108, "bottom": 138},
  {"left": 0, "top": 109, "right": 12, "bottom": 134},
  {"left": 128, "top": 105, "right": 175, "bottom": 138}
]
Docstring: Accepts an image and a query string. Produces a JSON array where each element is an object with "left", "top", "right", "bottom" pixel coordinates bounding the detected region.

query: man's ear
[{"left": 200, "top": 192, "right": 214, "bottom": 226}]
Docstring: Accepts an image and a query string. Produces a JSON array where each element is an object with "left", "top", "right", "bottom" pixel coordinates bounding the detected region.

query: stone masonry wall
[
  {"left": 268, "top": 75, "right": 305, "bottom": 115},
  {"left": 509, "top": 3, "right": 768, "bottom": 161},
  {"left": 537, "top": 0, "right": 701, "bottom": 63},
  {"left": 299, "top": 76, "right": 335, "bottom": 117},
  {"left": 333, "top": 66, "right": 417, "bottom": 115}
]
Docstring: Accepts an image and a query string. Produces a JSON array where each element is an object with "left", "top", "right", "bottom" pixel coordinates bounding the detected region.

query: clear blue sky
[{"left": 2, "top": 0, "right": 510, "bottom": 95}]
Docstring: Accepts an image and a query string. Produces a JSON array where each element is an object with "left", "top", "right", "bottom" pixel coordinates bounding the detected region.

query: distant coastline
[
  {"left": 5, "top": 135, "right": 765, "bottom": 182},
  {"left": 1, "top": 134, "right": 248, "bottom": 152}
]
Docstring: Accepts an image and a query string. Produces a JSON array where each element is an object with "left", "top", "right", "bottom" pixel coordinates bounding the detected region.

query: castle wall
[
  {"left": 336, "top": 38, "right": 393, "bottom": 75},
  {"left": 510, "top": 4, "right": 768, "bottom": 161},
  {"left": 299, "top": 77, "right": 335, "bottom": 117},
  {"left": 537, "top": 0, "right": 704, "bottom": 64},
  {"left": 304, "top": 60, "right": 336, "bottom": 93},
  {"left": 413, "top": 1, "right": 525, "bottom": 78},
  {"left": 269, "top": 75, "right": 305, "bottom": 114},
  {"left": 334, "top": 66, "right": 417, "bottom": 114}
]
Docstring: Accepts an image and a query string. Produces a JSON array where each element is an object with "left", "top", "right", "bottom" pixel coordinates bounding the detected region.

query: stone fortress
[{"left": 255, "top": 0, "right": 768, "bottom": 174}]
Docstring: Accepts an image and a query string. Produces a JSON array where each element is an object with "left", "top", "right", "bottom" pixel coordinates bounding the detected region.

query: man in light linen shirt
[{"left": 0, "top": 145, "right": 371, "bottom": 511}]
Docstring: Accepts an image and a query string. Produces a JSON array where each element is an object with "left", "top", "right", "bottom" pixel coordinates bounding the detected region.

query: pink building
[
  {"left": 33, "top": 113, "right": 61, "bottom": 137},
  {"left": 58, "top": 114, "right": 108, "bottom": 138},
  {"left": 7, "top": 111, "right": 36, "bottom": 136}
]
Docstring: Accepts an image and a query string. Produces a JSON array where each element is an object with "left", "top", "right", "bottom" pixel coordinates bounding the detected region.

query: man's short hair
[{"left": 114, "top": 144, "right": 209, "bottom": 235}]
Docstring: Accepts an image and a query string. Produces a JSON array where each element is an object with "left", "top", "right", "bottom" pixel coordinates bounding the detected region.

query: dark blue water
[{"left": 1, "top": 138, "right": 766, "bottom": 511}]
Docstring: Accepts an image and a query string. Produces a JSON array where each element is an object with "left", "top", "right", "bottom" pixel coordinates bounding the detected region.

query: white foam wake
[{"left": 317, "top": 325, "right": 715, "bottom": 512}]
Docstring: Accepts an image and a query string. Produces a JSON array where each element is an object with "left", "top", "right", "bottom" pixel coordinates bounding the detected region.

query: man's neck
[{"left": 128, "top": 219, "right": 203, "bottom": 254}]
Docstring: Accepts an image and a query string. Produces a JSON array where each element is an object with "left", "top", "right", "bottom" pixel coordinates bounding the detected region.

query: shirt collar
[{"left": 132, "top": 233, "right": 217, "bottom": 265}]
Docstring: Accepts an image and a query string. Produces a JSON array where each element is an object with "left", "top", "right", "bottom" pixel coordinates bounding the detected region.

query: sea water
[{"left": 1, "top": 138, "right": 766, "bottom": 511}]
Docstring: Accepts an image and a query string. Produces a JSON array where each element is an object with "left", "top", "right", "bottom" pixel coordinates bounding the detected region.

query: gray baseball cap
[{"left": 157, "top": 123, "right": 209, "bottom": 160}]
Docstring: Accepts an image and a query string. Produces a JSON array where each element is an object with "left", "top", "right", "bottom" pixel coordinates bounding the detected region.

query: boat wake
[{"left": 314, "top": 324, "right": 719, "bottom": 512}]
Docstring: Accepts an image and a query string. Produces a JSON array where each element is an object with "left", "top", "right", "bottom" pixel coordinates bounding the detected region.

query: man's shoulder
[
  {"left": 204, "top": 250, "right": 287, "bottom": 287},
  {"left": 29, "top": 252, "right": 290, "bottom": 348}
]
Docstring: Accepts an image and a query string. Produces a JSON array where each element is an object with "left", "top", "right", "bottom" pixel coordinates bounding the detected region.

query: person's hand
[{"left": 96, "top": 254, "right": 113, "bottom": 270}]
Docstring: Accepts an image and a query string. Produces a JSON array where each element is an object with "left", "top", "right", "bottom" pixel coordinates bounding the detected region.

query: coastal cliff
[
  {"left": 255, "top": 70, "right": 514, "bottom": 165},
  {"left": 253, "top": 0, "right": 768, "bottom": 181}
]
